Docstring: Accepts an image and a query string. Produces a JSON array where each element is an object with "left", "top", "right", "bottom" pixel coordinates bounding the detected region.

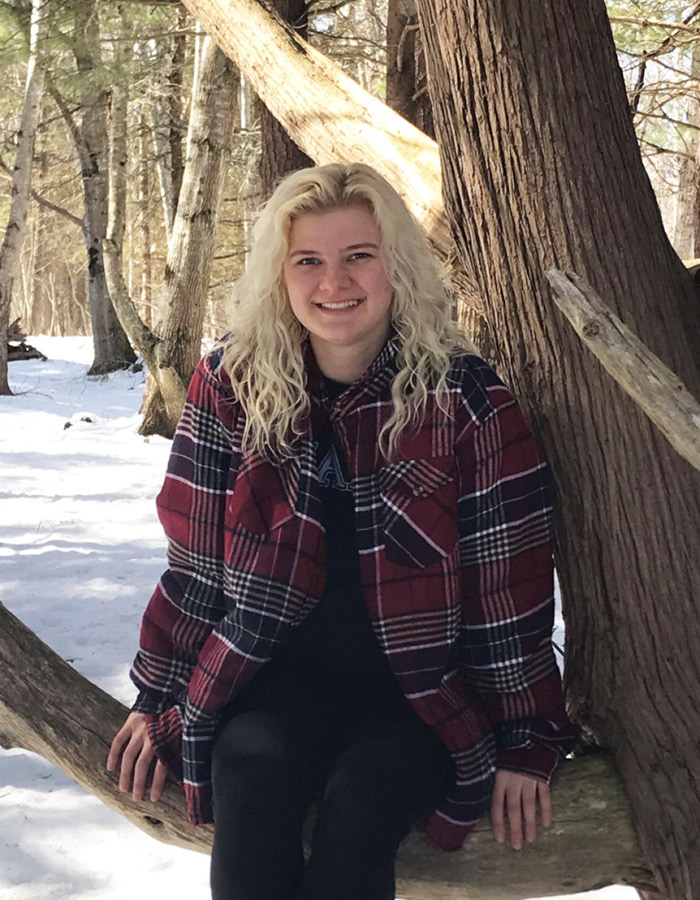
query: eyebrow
[{"left": 288, "top": 242, "right": 380, "bottom": 258}]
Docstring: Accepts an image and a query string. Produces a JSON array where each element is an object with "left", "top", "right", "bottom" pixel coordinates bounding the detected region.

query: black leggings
[{"left": 209, "top": 655, "right": 455, "bottom": 900}]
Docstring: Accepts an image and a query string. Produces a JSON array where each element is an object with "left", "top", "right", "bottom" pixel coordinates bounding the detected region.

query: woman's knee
[
  {"left": 211, "top": 711, "right": 299, "bottom": 787},
  {"left": 317, "top": 738, "right": 455, "bottom": 851}
]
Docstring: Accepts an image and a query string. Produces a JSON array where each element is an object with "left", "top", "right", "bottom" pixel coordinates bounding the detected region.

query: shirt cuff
[{"left": 495, "top": 745, "right": 562, "bottom": 784}]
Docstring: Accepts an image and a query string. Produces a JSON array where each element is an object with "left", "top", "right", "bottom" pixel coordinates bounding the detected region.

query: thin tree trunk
[
  {"left": 386, "top": 0, "right": 418, "bottom": 124},
  {"left": 138, "top": 114, "right": 153, "bottom": 329},
  {"left": 169, "top": 7, "right": 187, "bottom": 216},
  {"left": 140, "top": 37, "right": 238, "bottom": 435},
  {"left": 0, "top": 0, "right": 48, "bottom": 394},
  {"left": 413, "top": 24, "right": 434, "bottom": 139},
  {"left": 258, "top": 0, "right": 313, "bottom": 201},
  {"left": 104, "top": 35, "right": 239, "bottom": 438},
  {"left": 71, "top": 1, "right": 135, "bottom": 375},
  {"left": 415, "top": 2, "right": 700, "bottom": 898},
  {"left": 673, "top": 41, "right": 700, "bottom": 259}
]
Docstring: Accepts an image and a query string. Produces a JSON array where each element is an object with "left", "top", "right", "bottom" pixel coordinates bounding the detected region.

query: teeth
[{"left": 318, "top": 300, "right": 361, "bottom": 309}]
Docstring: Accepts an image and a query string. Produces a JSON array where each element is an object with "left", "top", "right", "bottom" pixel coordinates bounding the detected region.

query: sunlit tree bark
[{"left": 0, "top": 0, "right": 48, "bottom": 394}]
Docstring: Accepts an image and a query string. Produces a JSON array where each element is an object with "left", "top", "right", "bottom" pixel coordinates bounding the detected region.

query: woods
[{"left": 1, "top": 1, "right": 700, "bottom": 899}]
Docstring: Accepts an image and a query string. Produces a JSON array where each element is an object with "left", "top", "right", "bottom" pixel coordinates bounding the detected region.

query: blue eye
[{"left": 349, "top": 252, "right": 371, "bottom": 261}]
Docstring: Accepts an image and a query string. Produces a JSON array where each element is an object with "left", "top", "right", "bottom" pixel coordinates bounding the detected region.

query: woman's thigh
[{"left": 211, "top": 657, "right": 340, "bottom": 800}]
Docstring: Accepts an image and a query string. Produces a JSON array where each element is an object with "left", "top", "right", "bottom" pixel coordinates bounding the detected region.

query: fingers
[
  {"left": 129, "top": 736, "right": 156, "bottom": 801},
  {"left": 106, "top": 724, "right": 129, "bottom": 772},
  {"left": 106, "top": 713, "right": 166, "bottom": 803},
  {"left": 506, "top": 782, "right": 524, "bottom": 849},
  {"left": 521, "top": 778, "right": 537, "bottom": 845},
  {"left": 492, "top": 770, "right": 552, "bottom": 850}
]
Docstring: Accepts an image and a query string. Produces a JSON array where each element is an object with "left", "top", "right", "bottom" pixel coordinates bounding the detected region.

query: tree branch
[
  {"left": 0, "top": 157, "right": 85, "bottom": 232},
  {"left": 547, "top": 270, "right": 700, "bottom": 472},
  {"left": 0, "top": 598, "right": 657, "bottom": 898}
]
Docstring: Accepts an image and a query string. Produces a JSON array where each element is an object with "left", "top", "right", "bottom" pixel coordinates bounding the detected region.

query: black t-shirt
[{"left": 280, "top": 377, "right": 392, "bottom": 687}]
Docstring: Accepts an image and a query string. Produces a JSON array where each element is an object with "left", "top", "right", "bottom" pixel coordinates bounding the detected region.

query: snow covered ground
[{"left": 0, "top": 337, "right": 632, "bottom": 900}]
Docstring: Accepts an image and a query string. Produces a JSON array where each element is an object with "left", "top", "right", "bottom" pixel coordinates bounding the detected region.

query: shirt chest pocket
[
  {"left": 227, "top": 456, "right": 299, "bottom": 535},
  {"left": 379, "top": 457, "right": 458, "bottom": 568}
]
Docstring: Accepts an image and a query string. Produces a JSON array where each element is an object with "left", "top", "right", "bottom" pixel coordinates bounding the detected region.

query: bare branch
[{"left": 547, "top": 269, "right": 700, "bottom": 472}]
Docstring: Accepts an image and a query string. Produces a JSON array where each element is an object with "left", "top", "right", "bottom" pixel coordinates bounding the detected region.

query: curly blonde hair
[{"left": 221, "top": 163, "right": 473, "bottom": 459}]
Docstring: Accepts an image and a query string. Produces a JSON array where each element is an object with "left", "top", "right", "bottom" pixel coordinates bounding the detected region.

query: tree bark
[
  {"left": 0, "top": 0, "right": 48, "bottom": 395},
  {"left": 103, "top": 29, "right": 188, "bottom": 432},
  {"left": 138, "top": 113, "right": 153, "bottom": 328},
  {"left": 414, "top": 2, "right": 700, "bottom": 898},
  {"left": 547, "top": 269, "right": 700, "bottom": 471},
  {"left": 386, "top": 0, "right": 418, "bottom": 124},
  {"left": 0, "top": 597, "right": 656, "bottom": 898},
  {"left": 138, "top": 37, "right": 238, "bottom": 436},
  {"left": 673, "top": 40, "right": 700, "bottom": 259},
  {"left": 70, "top": 0, "right": 135, "bottom": 375},
  {"left": 169, "top": 7, "right": 187, "bottom": 216},
  {"left": 258, "top": 0, "right": 313, "bottom": 201},
  {"left": 176, "top": 0, "right": 490, "bottom": 354}
]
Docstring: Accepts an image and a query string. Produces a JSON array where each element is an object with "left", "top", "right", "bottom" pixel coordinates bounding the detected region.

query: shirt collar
[{"left": 305, "top": 335, "right": 400, "bottom": 417}]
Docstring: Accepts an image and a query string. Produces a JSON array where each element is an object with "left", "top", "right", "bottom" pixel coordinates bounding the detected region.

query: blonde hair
[{"left": 221, "top": 163, "right": 473, "bottom": 459}]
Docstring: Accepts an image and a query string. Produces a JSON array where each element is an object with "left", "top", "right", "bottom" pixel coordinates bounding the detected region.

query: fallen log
[
  {"left": 547, "top": 269, "right": 700, "bottom": 472},
  {"left": 7, "top": 316, "right": 47, "bottom": 361},
  {"left": 0, "top": 599, "right": 655, "bottom": 898}
]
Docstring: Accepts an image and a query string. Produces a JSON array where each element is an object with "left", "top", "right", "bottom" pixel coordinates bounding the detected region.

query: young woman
[{"left": 107, "top": 163, "right": 577, "bottom": 900}]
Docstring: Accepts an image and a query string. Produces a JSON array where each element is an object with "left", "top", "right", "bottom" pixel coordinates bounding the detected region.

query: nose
[{"left": 319, "top": 260, "right": 352, "bottom": 292}]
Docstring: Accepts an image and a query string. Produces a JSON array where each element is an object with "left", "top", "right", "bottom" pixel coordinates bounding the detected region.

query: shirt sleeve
[
  {"left": 129, "top": 351, "right": 238, "bottom": 719},
  {"left": 455, "top": 358, "right": 578, "bottom": 782}
]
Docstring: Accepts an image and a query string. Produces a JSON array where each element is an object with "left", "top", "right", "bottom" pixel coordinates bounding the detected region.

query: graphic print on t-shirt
[{"left": 317, "top": 437, "right": 352, "bottom": 491}]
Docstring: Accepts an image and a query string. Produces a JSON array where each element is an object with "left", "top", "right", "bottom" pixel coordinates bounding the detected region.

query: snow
[{"left": 0, "top": 337, "right": 633, "bottom": 900}]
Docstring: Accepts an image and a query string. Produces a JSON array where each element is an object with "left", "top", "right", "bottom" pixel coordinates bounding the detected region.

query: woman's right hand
[{"left": 106, "top": 711, "right": 169, "bottom": 802}]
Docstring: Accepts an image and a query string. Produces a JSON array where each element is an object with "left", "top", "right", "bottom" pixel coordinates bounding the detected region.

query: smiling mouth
[{"left": 316, "top": 299, "right": 364, "bottom": 310}]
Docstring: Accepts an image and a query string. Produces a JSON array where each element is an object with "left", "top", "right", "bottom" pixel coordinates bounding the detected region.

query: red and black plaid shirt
[{"left": 131, "top": 337, "right": 577, "bottom": 851}]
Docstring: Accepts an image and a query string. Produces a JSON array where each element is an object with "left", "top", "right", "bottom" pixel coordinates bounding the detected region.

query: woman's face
[{"left": 282, "top": 205, "right": 394, "bottom": 380}]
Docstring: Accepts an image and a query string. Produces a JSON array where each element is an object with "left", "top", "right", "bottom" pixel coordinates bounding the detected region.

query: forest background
[{"left": 3, "top": 0, "right": 700, "bottom": 369}]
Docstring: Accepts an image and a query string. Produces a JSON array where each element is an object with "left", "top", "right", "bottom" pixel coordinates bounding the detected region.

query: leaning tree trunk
[
  {"left": 0, "top": 0, "right": 48, "bottom": 395},
  {"left": 71, "top": 0, "right": 135, "bottom": 375},
  {"left": 414, "top": 2, "right": 700, "bottom": 898}
]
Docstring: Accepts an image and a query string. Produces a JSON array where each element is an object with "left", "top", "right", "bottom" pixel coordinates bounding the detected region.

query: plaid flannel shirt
[{"left": 130, "top": 337, "right": 577, "bottom": 851}]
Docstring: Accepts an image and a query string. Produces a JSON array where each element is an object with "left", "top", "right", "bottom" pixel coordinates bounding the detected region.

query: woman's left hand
[{"left": 490, "top": 769, "right": 551, "bottom": 849}]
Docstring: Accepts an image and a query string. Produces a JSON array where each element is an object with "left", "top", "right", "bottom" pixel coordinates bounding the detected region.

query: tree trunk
[
  {"left": 72, "top": 0, "right": 135, "bottom": 375},
  {"left": 0, "top": 0, "right": 48, "bottom": 395},
  {"left": 103, "top": 20, "right": 188, "bottom": 432},
  {"left": 386, "top": 0, "right": 418, "bottom": 124},
  {"left": 673, "top": 41, "right": 700, "bottom": 259},
  {"left": 148, "top": 38, "right": 177, "bottom": 245},
  {"left": 413, "top": 23, "right": 435, "bottom": 139},
  {"left": 0, "top": 597, "right": 656, "bottom": 898},
  {"left": 415, "top": 2, "right": 700, "bottom": 898},
  {"left": 138, "top": 113, "right": 153, "bottom": 328},
  {"left": 139, "top": 37, "right": 238, "bottom": 436},
  {"left": 258, "top": 0, "right": 313, "bottom": 201},
  {"left": 169, "top": 7, "right": 187, "bottom": 216}
]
